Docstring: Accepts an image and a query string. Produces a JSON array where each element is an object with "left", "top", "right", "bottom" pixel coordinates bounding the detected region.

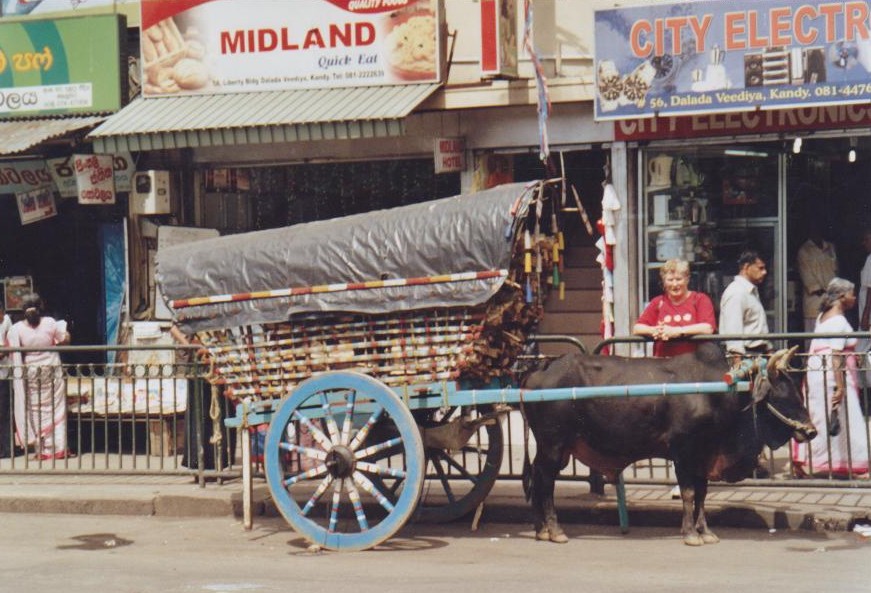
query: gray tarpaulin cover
[{"left": 156, "top": 182, "right": 538, "bottom": 334}]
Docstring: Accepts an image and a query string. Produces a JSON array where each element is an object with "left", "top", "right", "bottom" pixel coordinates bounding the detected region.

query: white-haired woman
[{"left": 792, "top": 278, "right": 869, "bottom": 479}]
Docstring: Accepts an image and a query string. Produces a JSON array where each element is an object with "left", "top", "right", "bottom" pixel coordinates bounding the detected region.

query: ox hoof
[
  {"left": 683, "top": 533, "right": 704, "bottom": 547},
  {"left": 700, "top": 532, "right": 720, "bottom": 544},
  {"left": 535, "top": 528, "right": 568, "bottom": 543}
]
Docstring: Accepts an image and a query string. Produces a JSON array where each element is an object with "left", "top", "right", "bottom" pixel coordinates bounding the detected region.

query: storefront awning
[
  {"left": 0, "top": 116, "right": 108, "bottom": 156},
  {"left": 89, "top": 84, "right": 441, "bottom": 154}
]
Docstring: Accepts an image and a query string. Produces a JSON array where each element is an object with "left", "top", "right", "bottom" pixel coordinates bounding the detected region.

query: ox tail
[{"left": 519, "top": 394, "right": 533, "bottom": 502}]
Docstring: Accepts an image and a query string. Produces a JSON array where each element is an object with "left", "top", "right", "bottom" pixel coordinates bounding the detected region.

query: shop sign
[
  {"left": 595, "top": 0, "right": 871, "bottom": 121},
  {"left": 0, "top": 14, "right": 125, "bottom": 116},
  {"left": 74, "top": 153, "right": 115, "bottom": 205},
  {"left": 434, "top": 137, "right": 465, "bottom": 173},
  {"left": 139, "top": 0, "right": 443, "bottom": 98},
  {"left": 480, "top": 0, "right": 518, "bottom": 78},
  {"left": 47, "top": 152, "right": 133, "bottom": 198},
  {"left": 0, "top": 159, "right": 55, "bottom": 194},
  {"left": 615, "top": 103, "right": 871, "bottom": 141},
  {"left": 15, "top": 185, "right": 56, "bottom": 225},
  {"left": 0, "top": 1, "right": 135, "bottom": 19}
]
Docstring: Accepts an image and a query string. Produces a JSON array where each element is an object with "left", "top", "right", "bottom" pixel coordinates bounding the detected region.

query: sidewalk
[{"left": 0, "top": 473, "right": 868, "bottom": 535}]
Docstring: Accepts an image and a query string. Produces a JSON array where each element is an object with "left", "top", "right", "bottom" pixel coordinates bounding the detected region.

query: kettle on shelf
[{"left": 647, "top": 154, "right": 674, "bottom": 190}]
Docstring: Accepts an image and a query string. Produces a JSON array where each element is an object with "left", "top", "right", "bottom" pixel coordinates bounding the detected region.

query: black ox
[{"left": 521, "top": 343, "right": 816, "bottom": 546}]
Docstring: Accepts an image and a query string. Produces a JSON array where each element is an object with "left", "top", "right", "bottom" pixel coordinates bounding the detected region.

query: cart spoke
[
  {"left": 347, "top": 405, "right": 384, "bottom": 451},
  {"left": 459, "top": 444, "right": 491, "bottom": 456},
  {"left": 352, "top": 471, "right": 395, "bottom": 513},
  {"left": 436, "top": 450, "right": 477, "bottom": 482},
  {"left": 355, "top": 436, "right": 402, "bottom": 460},
  {"left": 301, "top": 474, "right": 335, "bottom": 516},
  {"left": 328, "top": 479, "right": 344, "bottom": 533},
  {"left": 283, "top": 462, "right": 328, "bottom": 487},
  {"left": 344, "top": 479, "right": 370, "bottom": 531},
  {"left": 320, "top": 393, "right": 342, "bottom": 445},
  {"left": 339, "top": 390, "right": 357, "bottom": 446},
  {"left": 280, "top": 441, "right": 327, "bottom": 461},
  {"left": 355, "top": 460, "right": 407, "bottom": 479},
  {"left": 429, "top": 453, "right": 457, "bottom": 504},
  {"left": 291, "top": 409, "right": 333, "bottom": 450}
]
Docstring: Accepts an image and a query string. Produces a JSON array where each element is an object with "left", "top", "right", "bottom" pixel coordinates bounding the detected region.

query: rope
[{"left": 208, "top": 388, "right": 223, "bottom": 445}]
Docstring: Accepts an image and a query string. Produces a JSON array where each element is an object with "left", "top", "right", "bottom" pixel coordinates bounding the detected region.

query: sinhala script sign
[
  {"left": 595, "top": 0, "right": 871, "bottom": 120},
  {"left": 140, "top": 0, "right": 442, "bottom": 98}
]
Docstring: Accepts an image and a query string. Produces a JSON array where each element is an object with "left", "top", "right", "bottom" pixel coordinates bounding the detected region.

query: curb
[{"left": 1, "top": 481, "right": 869, "bottom": 535}]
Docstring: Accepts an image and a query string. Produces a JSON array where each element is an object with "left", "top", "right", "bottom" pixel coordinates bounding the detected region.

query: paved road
[{"left": 1, "top": 513, "right": 869, "bottom": 593}]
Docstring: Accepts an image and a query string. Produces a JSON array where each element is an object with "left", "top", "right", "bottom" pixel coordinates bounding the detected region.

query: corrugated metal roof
[
  {"left": 89, "top": 84, "right": 440, "bottom": 153},
  {"left": 0, "top": 116, "right": 107, "bottom": 155}
]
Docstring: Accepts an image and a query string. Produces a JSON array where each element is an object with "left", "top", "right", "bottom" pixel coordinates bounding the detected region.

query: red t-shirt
[{"left": 637, "top": 291, "right": 717, "bottom": 357}]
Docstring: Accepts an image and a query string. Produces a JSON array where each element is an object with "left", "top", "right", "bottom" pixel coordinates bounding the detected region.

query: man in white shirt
[
  {"left": 797, "top": 223, "right": 838, "bottom": 333},
  {"left": 719, "top": 250, "right": 774, "bottom": 478},
  {"left": 0, "top": 305, "right": 12, "bottom": 458},
  {"left": 719, "top": 250, "right": 772, "bottom": 365}
]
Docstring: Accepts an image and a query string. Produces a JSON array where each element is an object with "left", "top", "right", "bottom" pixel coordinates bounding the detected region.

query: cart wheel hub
[{"left": 326, "top": 445, "right": 355, "bottom": 478}]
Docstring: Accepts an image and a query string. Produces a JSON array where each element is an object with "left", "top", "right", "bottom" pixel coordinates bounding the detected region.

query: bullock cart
[{"left": 156, "top": 181, "right": 754, "bottom": 551}]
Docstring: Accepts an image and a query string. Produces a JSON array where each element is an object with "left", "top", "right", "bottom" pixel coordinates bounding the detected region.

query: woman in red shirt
[{"left": 634, "top": 259, "right": 716, "bottom": 357}]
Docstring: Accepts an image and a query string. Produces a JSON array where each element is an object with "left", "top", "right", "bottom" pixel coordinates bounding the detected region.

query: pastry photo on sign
[
  {"left": 142, "top": 15, "right": 211, "bottom": 95},
  {"left": 382, "top": 2, "right": 438, "bottom": 82}
]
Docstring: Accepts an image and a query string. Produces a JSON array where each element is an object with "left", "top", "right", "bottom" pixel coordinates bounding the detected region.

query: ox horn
[{"left": 767, "top": 346, "right": 799, "bottom": 379}]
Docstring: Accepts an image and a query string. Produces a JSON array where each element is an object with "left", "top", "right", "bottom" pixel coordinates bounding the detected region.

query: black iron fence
[
  {"left": 1, "top": 336, "right": 869, "bottom": 491},
  {"left": 0, "top": 345, "right": 238, "bottom": 485}
]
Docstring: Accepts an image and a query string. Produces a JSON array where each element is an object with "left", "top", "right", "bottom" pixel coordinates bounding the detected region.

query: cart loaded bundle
[
  {"left": 156, "top": 180, "right": 569, "bottom": 550},
  {"left": 157, "top": 180, "right": 566, "bottom": 397}
]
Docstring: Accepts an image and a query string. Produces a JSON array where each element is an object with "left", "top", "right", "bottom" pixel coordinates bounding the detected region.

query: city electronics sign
[
  {"left": 594, "top": 0, "right": 871, "bottom": 120},
  {"left": 140, "top": 0, "right": 443, "bottom": 98},
  {"left": 0, "top": 14, "right": 124, "bottom": 116}
]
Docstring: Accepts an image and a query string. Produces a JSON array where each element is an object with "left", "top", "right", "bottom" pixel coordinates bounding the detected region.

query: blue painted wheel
[{"left": 264, "top": 372, "right": 425, "bottom": 551}]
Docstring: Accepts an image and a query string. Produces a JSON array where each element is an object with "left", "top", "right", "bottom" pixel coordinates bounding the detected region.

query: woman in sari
[
  {"left": 792, "top": 278, "right": 869, "bottom": 479},
  {"left": 7, "top": 293, "right": 71, "bottom": 460}
]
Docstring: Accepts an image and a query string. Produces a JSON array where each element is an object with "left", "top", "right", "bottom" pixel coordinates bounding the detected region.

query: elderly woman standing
[
  {"left": 7, "top": 293, "right": 71, "bottom": 460},
  {"left": 792, "top": 278, "right": 869, "bottom": 478},
  {"left": 634, "top": 259, "right": 716, "bottom": 357}
]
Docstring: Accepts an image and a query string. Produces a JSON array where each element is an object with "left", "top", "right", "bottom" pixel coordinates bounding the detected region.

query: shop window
[{"left": 641, "top": 145, "right": 782, "bottom": 331}]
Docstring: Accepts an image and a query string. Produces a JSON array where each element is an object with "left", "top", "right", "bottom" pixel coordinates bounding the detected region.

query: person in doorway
[
  {"left": 0, "top": 304, "right": 13, "bottom": 458},
  {"left": 791, "top": 278, "right": 869, "bottom": 479},
  {"left": 719, "top": 250, "right": 773, "bottom": 366},
  {"left": 634, "top": 258, "right": 716, "bottom": 357},
  {"left": 797, "top": 221, "right": 838, "bottom": 335},
  {"left": 7, "top": 293, "right": 71, "bottom": 460}
]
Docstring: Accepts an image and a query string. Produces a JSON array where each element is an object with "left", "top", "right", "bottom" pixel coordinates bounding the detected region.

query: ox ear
[{"left": 751, "top": 375, "right": 771, "bottom": 405}]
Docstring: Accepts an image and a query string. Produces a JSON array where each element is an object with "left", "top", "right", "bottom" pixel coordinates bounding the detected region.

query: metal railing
[
  {"left": 1, "top": 335, "right": 869, "bottom": 492},
  {"left": 0, "top": 344, "right": 238, "bottom": 486}
]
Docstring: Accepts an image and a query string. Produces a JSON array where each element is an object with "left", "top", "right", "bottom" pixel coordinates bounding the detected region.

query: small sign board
[
  {"left": 74, "top": 154, "right": 116, "bottom": 205},
  {"left": 434, "top": 137, "right": 465, "bottom": 173},
  {"left": 15, "top": 185, "right": 57, "bottom": 225}
]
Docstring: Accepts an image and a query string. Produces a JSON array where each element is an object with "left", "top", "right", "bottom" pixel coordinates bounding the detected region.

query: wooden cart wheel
[
  {"left": 264, "top": 371, "right": 425, "bottom": 552},
  {"left": 415, "top": 406, "right": 504, "bottom": 523}
]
